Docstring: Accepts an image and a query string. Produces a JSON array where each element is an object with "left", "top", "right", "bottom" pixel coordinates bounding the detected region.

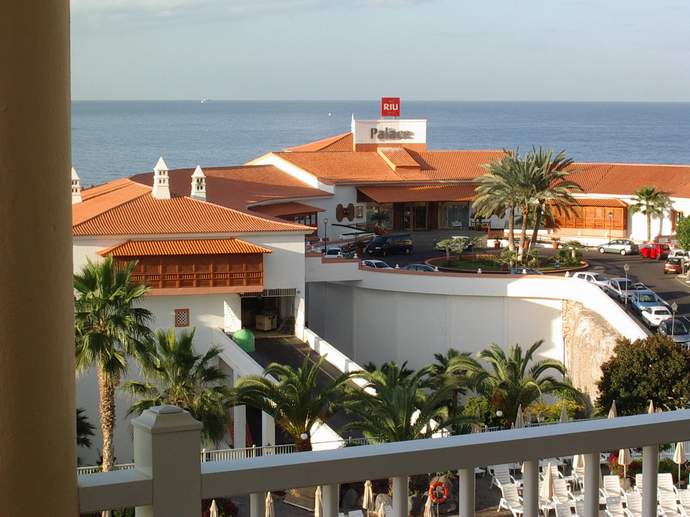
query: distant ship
[{"left": 201, "top": 98, "right": 209, "bottom": 104}]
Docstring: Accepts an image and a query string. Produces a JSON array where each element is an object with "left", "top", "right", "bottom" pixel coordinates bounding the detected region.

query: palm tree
[
  {"left": 123, "top": 328, "right": 231, "bottom": 445},
  {"left": 526, "top": 148, "right": 581, "bottom": 250},
  {"left": 473, "top": 152, "right": 521, "bottom": 253},
  {"left": 230, "top": 356, "right": 352, "bottom": 451},
  {"left": 74, "top": 257, "right": 153, "bottom": 472},
  {"left": 344, "top": 362, "right": 461, "bottom": 443},
  {"left": 630, "top": 186, "right": 671, "bottom": 242},
  {"left": 429, "top": 350, "right": 481, "bottom": 434},
  {"left": 77, "top": 408, "right": 95, "bottom": 448},
  {"left": 474, "top": 341, "right": 575, "bottom": 425}
]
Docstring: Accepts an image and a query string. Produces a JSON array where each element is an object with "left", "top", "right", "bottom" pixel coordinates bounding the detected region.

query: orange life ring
[{"left": 428, "top": 481, "right": 449, "bottom": 505}]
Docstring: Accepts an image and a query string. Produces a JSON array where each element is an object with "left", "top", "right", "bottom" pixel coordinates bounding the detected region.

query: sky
[{"left": 71, "top": 0, "right": 690, "bottom": 101}]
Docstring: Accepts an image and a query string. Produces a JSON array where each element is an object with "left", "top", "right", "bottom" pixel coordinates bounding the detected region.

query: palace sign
[
  {"left": 353, "top": 119, "right": 427, "bottom": 145},
  {"left": 381, "top": 97, "right": 401, "bottom": 117}
]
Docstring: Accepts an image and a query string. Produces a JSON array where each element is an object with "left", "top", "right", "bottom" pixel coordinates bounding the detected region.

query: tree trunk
[
  {"left": 518, "top": 207, "right": 529, "bottom": 263},
  {"left": 507, "top": 206, "right": 515, "bottom": 252},
  {"left": 295, "top": 434, "right": 312, "bottom": 452},
  {"left": 97, "top": 363, "right": 116, "bottom": 472},
  {"left": 529, "top": 204, "right": 543, "bottom": 251},
  {"left": 647, "top": 213, "right": 652, "bottom": 242}
]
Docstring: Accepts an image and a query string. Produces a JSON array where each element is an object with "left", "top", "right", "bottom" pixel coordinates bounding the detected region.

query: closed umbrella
[
  {"left": 618, "top": 448, "right": 632, "bottom": 479},
  {"left": 314, "top": 486, "right": 323, "bottom": 517},
  {"left": 541, "top": 463, "right": 555, "bottom": 501},
  {"left": 559, "top": 403, "right": 569, "bottom": 424},
  {"left": 362, "top": 480, "right": 374, "bottom": 512},
  {"left": 209, "top": 500, "right": 219, "bottom": 517},
  {"left": 608, "top": 401, "right": 618, "bottom": 419},
  {"left": 514, "top": 404, "right": 525, "bottom": 429},
  {"left": 423, "top": 492, "right": 432, "bottom": 517},
  {"left": 674, "top": 442, "right": 687, "bottom": 488},
  {"left": 265, "top": 492, "right": 275, "bottom": 517},
  {"left": 648, "top": 400, "right": 655, "bottom": 414}
]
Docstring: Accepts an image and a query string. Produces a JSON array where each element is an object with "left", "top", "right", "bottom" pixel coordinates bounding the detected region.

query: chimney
[
  {"left": 71, "top": 167, "right": 82, "bottom": 204},
  {"left": 152, "top": 157, "right": 171, "bottom": 199},
  {"left": 190, "top": 165, "right": 206, "bottom": 201}
]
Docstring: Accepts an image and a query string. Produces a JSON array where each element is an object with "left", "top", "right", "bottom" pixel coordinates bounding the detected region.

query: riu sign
[{"left": 381, "top": 97, "right": 400, "bottom": 117}]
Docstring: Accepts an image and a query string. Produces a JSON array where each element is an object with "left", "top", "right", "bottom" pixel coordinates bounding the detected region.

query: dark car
[
  {"left": 402, "top": 263, "right": 438, "bottom": 272},
  {"left": 365, "top": 233, "right": 413, "bottom": 256},
  {"left": 664, "top": 257, "right": 684, "bottom": 275},
  {"left": 510, "top": 267, "right": 544, "bottom": 275}
]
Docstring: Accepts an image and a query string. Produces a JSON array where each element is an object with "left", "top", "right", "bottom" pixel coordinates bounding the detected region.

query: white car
[
  {"left": 362, "top": 259, "right": 392, "bottom": 269},
  {"left": 571, "top": 271, "right": 609, "bottom": 288},
  {"left": 323, "top": 247, "right": 343, "bottom": 259},
  {"left": 668, "top": 249, "right": 690, "bottom": 263},
  {"left": 640, "top": 305, "right": 672, "bottom": 328}
]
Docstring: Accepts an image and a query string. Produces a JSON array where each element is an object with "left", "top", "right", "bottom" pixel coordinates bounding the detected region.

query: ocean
[{"left": 72, "top": 101, "right": 690, "bottom": 186}]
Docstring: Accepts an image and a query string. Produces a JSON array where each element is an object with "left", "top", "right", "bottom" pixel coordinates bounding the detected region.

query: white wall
[{"left": 304, "top": 186, "right": 365, "bottom": 240}]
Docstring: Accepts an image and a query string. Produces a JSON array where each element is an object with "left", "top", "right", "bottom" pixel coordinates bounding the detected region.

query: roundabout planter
[{"left": 425, "top": 254, "right": 590, "bottom": 275}]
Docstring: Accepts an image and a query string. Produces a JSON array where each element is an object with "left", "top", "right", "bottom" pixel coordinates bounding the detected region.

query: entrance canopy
[{"left": 357, "top": 184, "right": 476, "bottom": 203}]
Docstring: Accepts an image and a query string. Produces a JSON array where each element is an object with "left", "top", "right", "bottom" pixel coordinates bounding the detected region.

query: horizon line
[{"left": 71, "top": 99, "right": 690, "bottom": 104}]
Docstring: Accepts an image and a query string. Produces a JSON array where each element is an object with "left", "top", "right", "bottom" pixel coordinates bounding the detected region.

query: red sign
[{"left": 381, "top": 97, "right": 400, "bottom": 117}]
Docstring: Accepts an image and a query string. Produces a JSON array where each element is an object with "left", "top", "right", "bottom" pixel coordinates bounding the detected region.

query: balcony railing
[{"left": 77, "top": 405, "right": 690, "bottom": 517}]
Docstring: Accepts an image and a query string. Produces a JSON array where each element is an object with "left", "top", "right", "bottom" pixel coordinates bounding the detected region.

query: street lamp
[
  {"left": 623, "top": 263, "right": 630, "bottom": 305},
  {"left": 608, "top": 212, "right": 613, "bottom": 241},
  {"left": 323, "top": 217, "right": 329, "bottom": 252},
  {"left": 672, "top": 302, "right": 678, "bottom": 337}
]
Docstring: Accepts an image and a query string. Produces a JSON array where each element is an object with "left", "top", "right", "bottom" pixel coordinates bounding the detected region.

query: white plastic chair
[
  {"left": 555, "top": 503, "right": 573, "bottom": 517},
  {"left": 658, "top": 473, "right": 678, "bottom": 498},
  {"left": 603, "top": 475, "right": 625, "bottom": 498},
  {"left": 553, "top": 477, "right": 579, "bottom": 505},
  {"left": 659, "top": 490, "right": 682, "bottom": 517},
  {"left": 605, "top": 496, "right": 631, "bottom": 517},
  {"left": 625, "top": 491, "right": 642, "bottom": 517},
  {"left": 574, "top": 500, "right": 585, "bottom": 517},
  {"left": 634, "top": 474, "right": 644, "bottom": 495},
  {"left": 498, "top": 483, "right": 524, "bottom": 517},
  {"left": 491, "top": 464, "right": 522, "bottom": 490}
]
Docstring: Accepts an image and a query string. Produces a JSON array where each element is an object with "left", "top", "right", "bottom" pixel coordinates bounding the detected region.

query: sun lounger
[{"left": 498, "top": 483, "right": 524, "bottom": 517}]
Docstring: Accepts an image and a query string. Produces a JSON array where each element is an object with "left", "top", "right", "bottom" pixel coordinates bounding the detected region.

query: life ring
[{"left": 428, "top": 481, "right": 449, "bottom": 505}]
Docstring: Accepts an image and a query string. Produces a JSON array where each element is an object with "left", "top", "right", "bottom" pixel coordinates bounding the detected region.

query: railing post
[
  {"left": 458, "top": 468, "right": 475, "bottom": 517},
  {"left": 249, "top": 492, "right": 265, "bottom": 517},
  {"left": 584, "top": 452, "right": 600, "bottom": 517},
  {"left": 642, "top": 445, "right": 659, "bottom": 517},
  {"left": 522, "top": 460, "right": 539, "bottom": 517},
  {"left": 322, "top": 484, "right": 339, "bottom": 517},
  {"left": 132, "top": 405, "right": 202, "bottom": 517},
  {"left": 392, "top": 476, "right": 408, "bottom": 517}
]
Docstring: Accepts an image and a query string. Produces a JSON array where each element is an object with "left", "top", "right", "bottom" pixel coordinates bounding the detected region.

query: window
[
  {"left": 174, "top": 308, "right": 190, "bottom": 327},
  {"left": 293, "top": 213, "right": 316, "bottom": 226},
  {"left": 365, "top": 203, "right": 393, "bottom": 229},
  {"left": 439, "top": 202, "right": 469, "bottom": 229}
]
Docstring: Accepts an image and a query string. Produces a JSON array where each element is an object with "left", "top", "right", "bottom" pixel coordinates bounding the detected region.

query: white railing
[
  {"left": 76, "top": 463, "right": 135, "bottom": 476},
  {"left": 78, "top": 405, "right": 690, "bottom": 517}
]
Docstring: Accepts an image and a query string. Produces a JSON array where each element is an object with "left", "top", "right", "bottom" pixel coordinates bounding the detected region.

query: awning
[
  {"left": 358, "top": 184, "right": 476, "bottom": 203},
  {"left": 98, "top": 238, "right": 272, "bottom": 257},
  {"left": 250, "top": 201, "right": 325, "bottom": 218},
  {"left": 572, "top": 198, "right": 628, "bottom": 208}
]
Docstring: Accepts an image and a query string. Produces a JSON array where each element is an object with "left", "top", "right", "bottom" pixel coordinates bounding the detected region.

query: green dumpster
[{"left": 232, "top": 328, "right": 255, "bottom": 353}]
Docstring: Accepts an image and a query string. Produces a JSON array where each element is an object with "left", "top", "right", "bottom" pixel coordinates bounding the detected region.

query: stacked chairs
[
  {"left": 603, "top": 475, "right": 626, "bottom": 498},
  {"left": 677, "top": 489, "right": 690, "bottom": 516},
  {"left": 553, "top": 477, "right": 580, "bottom": 505},
  {"left": 491, "top": 464, "right": 522, "bottom": 490},
  {"left": 554, "top": 503, "right": 573, "bottom": 517},
  {"left": 659, "top": 490, "right": 682, "bottom": 517}
]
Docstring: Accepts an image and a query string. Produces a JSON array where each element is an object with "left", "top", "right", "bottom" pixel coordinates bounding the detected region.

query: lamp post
[
  {"left": 624, "top": 263, "right": 630, "bottom": 305},
  {"left": 608, "top": 211, "right": 613, "bottom": 241},
  {"left": 323, "top": 217, "right": 329, "bottom": 252},
  {"left": 672, "top": 302, "right": 678, "bottom": 337}
]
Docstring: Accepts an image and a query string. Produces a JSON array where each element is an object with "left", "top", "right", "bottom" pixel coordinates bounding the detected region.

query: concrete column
[
  {"left": 392, "top": 476, "right": 408, "bottom": 517},
  {"left": 522, "top": 460, "right": 539, "bottom": 517},
  {"left": 0, "top": 1, "right": 75, "bottom": 516},
  {"left": 642, "top": 445, "right": 659, "bottom": 517},
  {"left": 458, "top": 468, "right": 475, "bottom": 517},
  {"left": 322, "top": 484, "right": 340, "bottom": 517},
  {"left": 584, "top": 452, "right": 600, "bottom": 517},
  {"left": 262, "top": 411, "right": 276, "bottom": 450},
  {"left": 133, "top": 406, "right": 202, "bottom": 517},
  {"left": 250, "top": 493, "right": 266, "bottom": 517},
  {"left": 233, "top": 371, "right": 247, "bottom": 454}
]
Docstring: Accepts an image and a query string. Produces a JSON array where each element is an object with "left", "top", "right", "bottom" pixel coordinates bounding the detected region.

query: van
[{"left": 365, "top": 233, "right": 413, "bottom": 256}]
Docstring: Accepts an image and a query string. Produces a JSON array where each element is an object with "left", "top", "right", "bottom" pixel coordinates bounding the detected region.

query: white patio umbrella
[
  {"left": 362, "top": 480, "right": 374, "bottom": 512},
  {"left": 265, "top": 492, "right": 275, "bottom": 517},
  {"left": 674, "top": 442, "right": 687, "bottom": 488},
  {"left": 608, "top": 401, "right": 618, "bottom": 419},
  {"left": 648, "top": 400, "right": 655, "bottom": 414},
  {"left": 514, "top": 404, "right": 525, "bottom": 429},
  {"left": 573, "top": 454, "right": 584, "bottom": 471},
  {"left": 314, "top": 486, "right": 323, "bottom": 517},
  {"left": 618, "top": 448, "right": 632, "bottom": 479},
  {"left": 559, "top": 403, "right": 569, "bottom": 423},
  {"left": 541, "top": 463, "right": 555, "bottom": 501},
  {"left": 423, "top": 492, "right": 433, "bottom": 517},
  {"left": 209, "top": 500, "right": 219, "bottom": 517}
]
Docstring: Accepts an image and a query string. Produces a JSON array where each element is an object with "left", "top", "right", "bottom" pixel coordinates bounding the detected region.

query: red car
[
  {"left": 641, "top": 243, "right": 670, "bottom": 260},
  {"left": 664, "top": 257, "right": 684, "bottom": 274}
]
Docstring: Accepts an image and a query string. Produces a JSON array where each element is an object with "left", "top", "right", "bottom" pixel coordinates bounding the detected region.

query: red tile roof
[
  {"left": 73, "top": 179, "right": 150, "bottom": 226},
  {"left": 99, "top": 238, "right": 271, "bottom": 257},
  {"left": 566, "top": 163, "right": 690, "bottom": 198},
  {"left": 250, "top": 201, "right": 325, "bottom": 217},
  {"left": 285, "top": 132, "right": 353, "bottom": 152},
  {"left": 358, "top": 184, "right": 477, "bottom": 203}
]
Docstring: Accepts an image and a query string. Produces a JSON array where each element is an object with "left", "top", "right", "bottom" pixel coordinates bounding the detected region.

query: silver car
[{"left": 598, "top": 239, "right": 639, "bottom": 256}]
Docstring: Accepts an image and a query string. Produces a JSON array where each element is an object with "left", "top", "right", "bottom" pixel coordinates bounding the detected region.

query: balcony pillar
[
  {"left": 458, "top": 468, "right": 475, "bottom": 517},
  {"left": 392, "top": 476, "right": 408, "bottom": 517},
  {"left": 133, "top": 405, "right": 202, "bottom": 517},
  {"left": 642, "top": 445, "right": 659, "bottom": 517},
  {"left": 0, "top": 1, "right": 75, "bottom": 516},
  {"left": 522, "top": 460, "right": 539, "bottom": 517},
  {"left": 232, "top": 371, "right": 247, "bottom": 454},
  {"left": 249, "top": 492, "right": 266, "bottom": 517},
  {"left": 262, "top": 411, "right": 276, "bottom": 450},
  {"left": 322, "top": 484, "right": 340, "bottom": 517},
  {"left": 584, "top": 452, "right": 600, "bottom": 517}
]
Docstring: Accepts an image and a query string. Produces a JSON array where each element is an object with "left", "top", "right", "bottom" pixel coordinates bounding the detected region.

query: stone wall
[{"left": 562, "top": 299, "right": 622, "bottom": 400}]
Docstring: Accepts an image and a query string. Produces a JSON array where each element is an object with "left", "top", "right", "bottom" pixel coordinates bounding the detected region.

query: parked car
[
  {"left": 361, "top": 259, "right": 392, "bottom": 269},
  {"left": 640, "top": 305, "right": 672, "bottom": 328},
  {"left": 510, "top": 268, "right": 544, "bottom": 275},
  {"left": 606, "top": 278, "right": 647, "bottom": 302},
  {"left": 631, "top": 290, "right": 668, "bottom": 313},
  {"left": 598, "top": 239, "right": 639, "bottom": 256},
  {"left": 658, "top": 318, "right": 690, "bottom": 345},
  {"left": 322, "top": 247, "right": 343, "bottom": 259},
  {"left": 640, "top": 242, "right": 670, "bottom": 260},
  {"left": 668, "top": 249, "right": 689, "bottom": 261},
  {"left": 664, "top": 257, "right": 684, "bottom": 275},
  {"left": 402, "top": 263, "right": 438, "bottom": 272},
  {"left": 365, "top": 233, "right": 413, "bottom": 256},
  {"left": 570, "top": 271, "right": 609, "bottom": 288}
]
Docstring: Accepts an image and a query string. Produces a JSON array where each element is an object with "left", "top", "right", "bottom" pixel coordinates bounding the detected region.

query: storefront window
[
  {"left": 439, "top": 202, "right": 469, "bottom": 229},
  {"left": 293, "top": 213, "right": 317, "bottom": 226},
  {"left": 366, "top": 203, "right": 393, "bottom": 229}
]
